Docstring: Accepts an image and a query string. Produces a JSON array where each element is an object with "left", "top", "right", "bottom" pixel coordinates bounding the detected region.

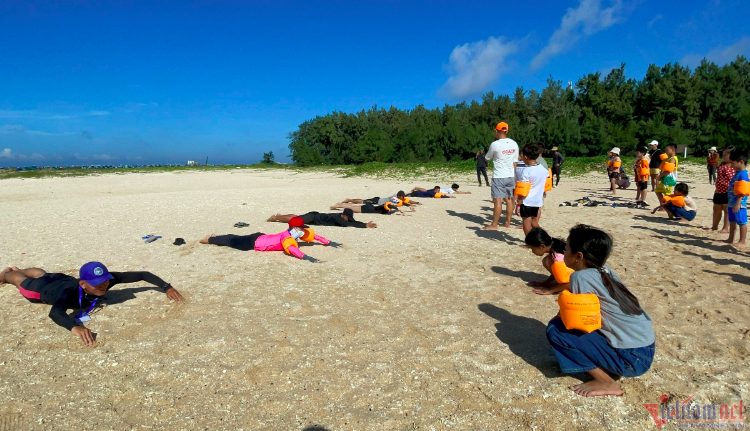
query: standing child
[
  {"left": 707, "top": 147, "right": 720, "bottom": 185},
  {"left": 712, "top": 147, "right": 735, "bottom": 233},
  {"left": 651, "top": 182, "right": 697, "bottom": 222},
  {"left": 476, "top": 147, "right": 490, "bottom": 187},
  {"left": 523, "top": 227, "right": 574, "bottom": 295},
  {"left": 633, "top": 147, "right": 650, "bottom": 208},
  {"left": 546, "top": 224, "right": 655, "bottom": 397},
  {"left": 606, "top": 148, "right": 622, "bottom": 196},
  {"left": 720, "top": 149, "right": 749, "bottom": 247},
  {"left": 654, "top": 143, "right": 679, "bottom": 208},
  {"left": 516, "top": 144, "right": 548, "bottom": 235}
]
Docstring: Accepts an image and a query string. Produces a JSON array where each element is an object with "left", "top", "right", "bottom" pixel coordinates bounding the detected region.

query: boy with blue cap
[{"left": 0, "top": 263, "right": 183, "bottom": 346}]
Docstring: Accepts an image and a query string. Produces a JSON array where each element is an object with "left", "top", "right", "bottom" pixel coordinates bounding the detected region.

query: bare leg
[
  {"left": 1, "top": 268, "right": 45, "bottom": 287},
  {"left": 654, "top": 192, "right": 664, "bottom": 211},
  {"left": 712, "top": 205, "right": 722, "bottom": 230},
  {"left": 736, "top": 225, "right": 747, "bottom": 247},
  {"left": 199, "top": 234, "right": 216, "bottom": 244},
  {"left": 570, "top": 368, "right": 623, "bottom": 397},
  {"left": 267, "top": 213, "right": 297, "bottom": 223},
  {"left": 411, "top": 187, "right": 427, "bottom": 193},
  {"left": 720, "top": 205, "right": 730, "bottom": 233},
  {"left": 522, "top": 217, "right": 534, "bottom": 235},
  {"left": 329, "top": 203, "right": 364, "bottom": 213},
  {"left": 502, "top": 197, "right": 513, "bottom": 228},
  {"left": 610, "top": 178, "right": 617, "bottom": 195},
  {"left": 483, "top": 198, "right": 503, "bottom": 230},
  {"left": 718, "top": 224, "right": 737, "bottom": 244},
  {"left": 342, "top": 198, "right": 365, "bottom": 204},
  {"left": 651, "top": 175, "right": 657, "bottom": 192}
]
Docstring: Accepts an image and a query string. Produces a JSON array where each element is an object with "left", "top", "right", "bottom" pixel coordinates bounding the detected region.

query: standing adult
[
  {"left": 647, "top": 140, "right": 663, "bottom": 192},
  {"left": 707, "top": 147, "right": 720, "bottom": 185},
  {"left": 551, "top": 147, "right": 564, "bottom": 186},
  {"left": 483, "top": 122, "right": 518, "bottom": 230},
  {"left": 475, "top": 147, "right": 490, "bottom": 187}
]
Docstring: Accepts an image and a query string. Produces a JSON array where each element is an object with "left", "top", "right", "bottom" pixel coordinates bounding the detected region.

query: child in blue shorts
[{"left": 721, "top": 149, "right": 748, "bottom": 247}]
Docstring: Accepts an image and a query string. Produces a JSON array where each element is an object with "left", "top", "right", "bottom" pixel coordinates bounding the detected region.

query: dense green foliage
[{"left": 289, "top": 58, "right": 750, "bottom": 166}]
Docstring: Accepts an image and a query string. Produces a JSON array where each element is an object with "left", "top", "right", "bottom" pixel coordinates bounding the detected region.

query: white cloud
[
  {"left": 647, "top": 14, "right": 663, "bottom": 29},
  {"left": 437, "top": 36, "right": 518, "bottom": 100},
  {"left": 681, "top": 36, "right": 750, "bottom": 68},
  {"left": 0, "top": 148, "right": 12, "bottom": 158},
  {"left": 531, "top": 0, "right": 624, "bottom": 70},
  {"left": 0, "top": 148, "right": 44, "bottom": 161}
]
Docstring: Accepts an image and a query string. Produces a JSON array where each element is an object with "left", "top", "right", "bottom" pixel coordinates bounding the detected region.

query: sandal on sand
[
  {"left": 142, "top": 235, "right": 162, "bottom": 243},
  {"left": 234, "top": 222, "right": 250, "bottom": 228}
]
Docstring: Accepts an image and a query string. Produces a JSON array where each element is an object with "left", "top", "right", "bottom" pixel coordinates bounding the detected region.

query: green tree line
[{"left": 288, "top": 58, "right": 750, "bottom": 166}]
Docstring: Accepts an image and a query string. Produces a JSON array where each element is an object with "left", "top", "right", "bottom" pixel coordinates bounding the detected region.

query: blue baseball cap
[{"left": 79, "top": 261, "right": 114, "bottom": 286}]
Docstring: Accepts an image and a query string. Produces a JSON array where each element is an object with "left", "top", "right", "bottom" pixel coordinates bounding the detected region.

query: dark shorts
[
  {"left": 363, "top": 197, "right": 380, "bottom": 205},
  {"left": 608, "top": 172, "right": 620, "bottom": 180},
  {"left": 360, "top": 203, "right": 377, "bottom": 213},
  {"left": 713, "top": 193, "right": 729, "bottom": 205},
  {"left": 552, "top": 166, "right": 561, "bottom": 175},
  {"left": 410, "top": 191, "right": 434, "bottom": 198},
  {"left": 19, "top": 273, "right": 73, "bottom": 302},
  {"left": 638, "top": 181, "right": 648, "bottom": 191},
  {"left": 299, "top": 212, "right": 319, "bottom": 224},
  {"left": 520, "top": 204, "right": 540, "bottom": 218}
]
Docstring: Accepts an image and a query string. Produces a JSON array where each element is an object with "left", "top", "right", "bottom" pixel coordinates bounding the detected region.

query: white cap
[
  {"left": 709, "top": 146, "right": 717, "bottom": 152},
  {"left": 649, "top": 140, "right": 659, "bottom": 147},
  {"left": 610, "top": 147, "right": 620, "bottom": 155}
]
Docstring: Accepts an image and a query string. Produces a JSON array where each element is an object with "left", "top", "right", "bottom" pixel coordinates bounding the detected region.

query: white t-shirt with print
[
  {"left": 440, "top": 188, "right": 455, "bottom": 194},
  {"left": 520, "top": 163, "right": 548, "bottom": 207},
  {"left": 485, "top": 138, "right": 519, "bottom": 179}
]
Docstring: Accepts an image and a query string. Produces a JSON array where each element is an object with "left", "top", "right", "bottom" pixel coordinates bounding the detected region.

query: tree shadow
[
  {"left": 491, "top": 265, "right": 547, "bottom": 283},
  {"left": 684, "top": 250, "right": 750, "bottom": 271},
  {"left": 102, "top": 287, "right": 155, "bottom": 305},
  {"left": 302, "top": 426, "right": 330, "bottom": 431},
  {"left": 470, "top": 227, "right": 522, "bottom": 245},
  {"left": 704, "top": 269, "right": 750, "bottom": 285},
  {"left": 478, "top": 303, "right": 561, "bottom": 378}
]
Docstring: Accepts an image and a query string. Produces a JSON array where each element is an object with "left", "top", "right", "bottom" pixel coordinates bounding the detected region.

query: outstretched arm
[
  {"left": 313, "top": 234, "right": 330, "bottom": 245},
  {"left": 110, "top": 272, "right": 183, "bottom": 302}
]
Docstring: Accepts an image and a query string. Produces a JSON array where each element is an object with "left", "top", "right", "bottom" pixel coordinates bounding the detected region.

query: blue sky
[{"left": 1, "top": 0, "right": 748, "bottom": 167}]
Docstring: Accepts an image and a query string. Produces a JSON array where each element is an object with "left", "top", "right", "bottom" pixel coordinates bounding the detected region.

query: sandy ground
[{"left": 0, "top": 166, "right": 748, "bottom": 430}]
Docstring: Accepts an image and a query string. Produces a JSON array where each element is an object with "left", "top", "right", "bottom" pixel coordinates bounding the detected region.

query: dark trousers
[
  {"left": 208, "top": 233, "right": 263, "bottom": 251},
  {"left": 477, "top": 167, "right": 489, "bottom": 185},
  {"left": 708, "top": 165, "right": 717, "bottom": 184}
]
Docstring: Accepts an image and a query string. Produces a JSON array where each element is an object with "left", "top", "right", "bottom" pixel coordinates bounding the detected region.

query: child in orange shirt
[{"left": 633, "top": 146, "right": 650, "bottom": 208}]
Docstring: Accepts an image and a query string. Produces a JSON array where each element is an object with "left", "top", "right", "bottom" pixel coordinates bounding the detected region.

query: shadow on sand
[{"left": 478, "top": 303, "right": 561, "bottom": 378}]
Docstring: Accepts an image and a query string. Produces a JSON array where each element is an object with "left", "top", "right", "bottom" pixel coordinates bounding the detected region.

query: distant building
[{"left": 187, "top": 160, "right": 200, "bottom": 166}]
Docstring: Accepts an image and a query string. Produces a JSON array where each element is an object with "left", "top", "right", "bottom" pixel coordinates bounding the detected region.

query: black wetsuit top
[
  {"left": 21, "top": 272, "right": 170, "bottom": 331},
  {"left": 648, "top": 149, "right": 663, "bottom": 169},
  {"left": 299, "top": 211, "right": 369, "bottom": 228}
]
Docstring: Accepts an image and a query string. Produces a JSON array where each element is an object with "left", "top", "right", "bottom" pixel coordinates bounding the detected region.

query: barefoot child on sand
[
  {"left": 200, "top": 216, "right": 336, "bottom": 262},
  {"left": 546, "top": 224, "right": 655, "bottom": 397},
  {"left": 651, "top": 183, "right": 697, "bottom": 223},
  {"left": 712, "top": 147, "right": 735, "bottom": 233},
  {"left": 606, "top": 148, "right": 622, "bottom": 196},
  {"left": 634, "top": 147, "right": 650, "bottom": 207},
  {"left": 516, "top": 144, "right": 548, "bottom": 235},
  {"left": 523, "top": 228, "right": 573, "bottom": 295},
  {"left": 0, "top": 263, "right": 183, "bottom": 346},
  {"left": 719, "top": 149, "right": 749, "bottom": 247}
]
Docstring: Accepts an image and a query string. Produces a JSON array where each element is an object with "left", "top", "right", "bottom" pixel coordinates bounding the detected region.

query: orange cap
[{"left": 495, "top": 122, "right": 509, "bottom": 132}]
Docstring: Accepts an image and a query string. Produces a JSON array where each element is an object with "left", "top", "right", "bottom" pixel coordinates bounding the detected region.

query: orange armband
[
  {"left": 558, "top": 290, "right": 602, "bottom": 333},
  {"left": 281, "top": 236, "right": 298, "bottom": 255},
  {"left": 551, "top": 261, "right": 574, "bottom": 284},
  {"left": 300, "top": 228, "right": 316, "bottom": 242},
  {"left": 660, "top": 162, "right": 675, "bottom": 172},
  {"left": 662, "top": 195, "right": 672, "bottom": 203},
  {"left": 660, "top": 153, "right": 668, "bottom": 161},
  {"left": 545, "top": 169, "right": 553, "bottom": 192},
  {"left": 734, "top": 180, "right": 750, "bottom": 196},
  {"left": 613, "top": 161, "right": 621, "bottom": 168},
  {"left": 434, "top": 193, "right": 445, "bottom": 198},
  {"left": 669, "top": 196, "right": 686, "bottom": 207},
  {"left": 514, "top": 181, "right": 530, "bottom": 197}
]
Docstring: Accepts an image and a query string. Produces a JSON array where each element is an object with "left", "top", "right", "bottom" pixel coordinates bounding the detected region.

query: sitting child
[
  {"left": 523, "top": 228, "right": 574, "bottom": 295},
  {"left": 546, "top": 224, "right": 655, "bottom": 397},
  {"left": 651, "top": 182, "right": 697, "bottom": 222}
]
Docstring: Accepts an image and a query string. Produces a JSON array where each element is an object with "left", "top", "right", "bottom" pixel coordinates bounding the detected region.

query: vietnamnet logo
[{"left": 642, "top": 393, "right": 745, "bottom": 429}]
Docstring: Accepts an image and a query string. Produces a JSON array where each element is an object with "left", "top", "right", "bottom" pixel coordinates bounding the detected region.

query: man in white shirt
[{"left": 483, "top": 122, "right": 519, "bottom": 230}]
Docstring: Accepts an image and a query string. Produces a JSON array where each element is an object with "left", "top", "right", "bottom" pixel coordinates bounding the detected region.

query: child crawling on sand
[
  {"left": 523, "top": 228, "right": 573, "bottom": 295},
  {"left": 651, "top": 182, "right": 697, "bottom": 223},
  {"left": 200, "top": 216, "right": 337, "bottom": 262},
  {"left": 546, "top": 224, "right": 655, "bottom": 397}
]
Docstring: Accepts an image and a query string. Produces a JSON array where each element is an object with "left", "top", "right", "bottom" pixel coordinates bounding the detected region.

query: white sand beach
[{"left": 0, "top": 167, "right": 748, "bottom": 430}]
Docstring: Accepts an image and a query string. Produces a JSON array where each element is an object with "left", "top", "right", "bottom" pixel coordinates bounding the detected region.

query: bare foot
[
  {"left": 719, "top": 229, "right": 729, "bottom": 234},
  {"left": 199, "top": 234, "right": 216, "bottom": 244},
  {"left": 570, "top": 380, "right": 623, "bottom": 397},
  {"left": 0, "top": 267, "right": 12, "bottom": 284},
  {"left": 501, "top": 222, "right": 511, "bottom": 229},
  {"left": 732, "top": 242, "right": 747, "bottom": 248},
  {"left": 515, "top": 225, "right": 524, "bottom": 230},
  {"left": 482, "top": 224, "right": 498, "bottom": 231},
  {"left": 532, "top": 288, "right": 557, "bottom": 295},
  {"left": 266, "top": 214, "right": 280, "bottom": 222},
  {"left": 330, "top": 203, "right": 342, "bottom": 210},
  {"left": 715, "top": 239, "right": 733, "bottom": 244}
]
